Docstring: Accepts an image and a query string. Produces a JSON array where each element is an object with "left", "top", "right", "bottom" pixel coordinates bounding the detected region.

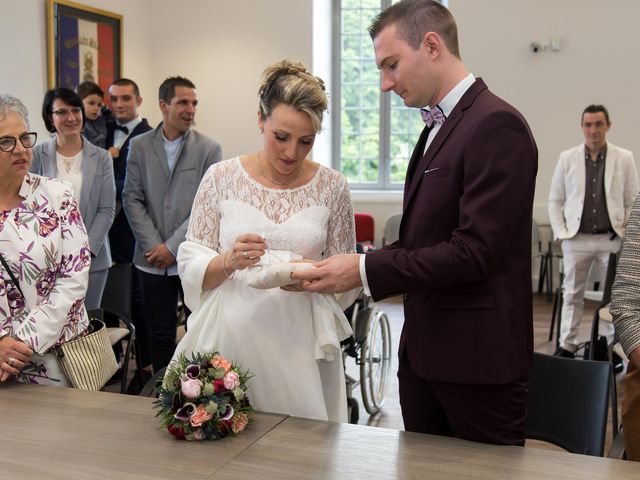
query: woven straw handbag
[{"left": 54, "top": 319, "right": 118, "bottom": 390}]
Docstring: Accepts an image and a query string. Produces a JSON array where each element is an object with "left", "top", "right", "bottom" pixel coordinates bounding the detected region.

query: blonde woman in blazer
[
  {"left": 31, "top": 88, "right": 115, "bottom": 309},
  {"left": 548, "top": 105, "right": 639, "bottom": 356}
]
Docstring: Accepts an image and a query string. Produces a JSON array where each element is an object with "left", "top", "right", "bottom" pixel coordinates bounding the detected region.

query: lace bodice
[{"left": 187, "top": 157, "right": 355, "bottom": 259}]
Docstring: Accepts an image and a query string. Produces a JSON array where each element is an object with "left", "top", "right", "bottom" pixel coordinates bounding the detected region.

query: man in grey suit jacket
[
  {"left": 123, "top": 76, "right": 222, "bottom": 371},
  {"left": 548, "top": 104, "right": 638, "bottom": 357}
]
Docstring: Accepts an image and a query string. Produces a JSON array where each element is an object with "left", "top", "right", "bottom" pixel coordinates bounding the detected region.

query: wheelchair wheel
[{"left": 359, "top": 307, "right": 392, "bottom": 415}]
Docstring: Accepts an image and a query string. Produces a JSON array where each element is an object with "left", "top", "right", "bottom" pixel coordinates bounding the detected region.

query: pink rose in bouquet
[
  {"left": 223, "top": 371, "right": 240, "bottom": 390},
  {"left": 181, "top": 377, "right": 203, "bottom": 399}
]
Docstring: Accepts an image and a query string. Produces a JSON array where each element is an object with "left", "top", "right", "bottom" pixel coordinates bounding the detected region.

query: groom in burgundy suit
[{"left": 294, "top": 0, "right": 537, "bottom": 445}]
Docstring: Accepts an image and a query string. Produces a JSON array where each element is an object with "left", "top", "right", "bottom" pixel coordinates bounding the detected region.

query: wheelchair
[{"left": 342, "top": 291, "right": 392, "bottom": 424}]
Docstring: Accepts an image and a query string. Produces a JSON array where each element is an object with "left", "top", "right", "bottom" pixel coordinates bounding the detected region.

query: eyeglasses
[
  {"left": 52, "top": 107, "right": 83, "bottom": 118},
  {"left": 0, "top": 132, "right": 37, "bottom": 153}
]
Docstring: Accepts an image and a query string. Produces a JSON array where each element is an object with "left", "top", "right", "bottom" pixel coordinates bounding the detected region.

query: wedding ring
[
  {"left": 7, "top": 357, "right": 16, "bottom": 367},
  {"left": 243, "top": 252, "right": 249, "bottom": 259}
]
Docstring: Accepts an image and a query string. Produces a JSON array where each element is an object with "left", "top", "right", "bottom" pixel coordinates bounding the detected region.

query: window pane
[
  {"left": 339, "top": 1, "right": 381, "bottom": 187},
  {"left": 361, "top": 109, "right": 379, "bottom": 134}
]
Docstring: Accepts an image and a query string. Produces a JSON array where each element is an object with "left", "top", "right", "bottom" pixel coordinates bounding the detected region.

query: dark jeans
[{"left": 137, "top": 270, "right": 188, "bottom": 372}]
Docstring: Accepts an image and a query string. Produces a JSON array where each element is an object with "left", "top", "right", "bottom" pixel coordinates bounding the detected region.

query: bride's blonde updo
[{"left": 258, "top": 59, "right": 327, "bottom": 132}]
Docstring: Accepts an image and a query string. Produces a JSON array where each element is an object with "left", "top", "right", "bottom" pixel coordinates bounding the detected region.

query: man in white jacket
[{"left": 548, "top": 104, "right": 638, "bottom": 357}]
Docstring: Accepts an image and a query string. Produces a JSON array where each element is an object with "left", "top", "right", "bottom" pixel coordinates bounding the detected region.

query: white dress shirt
[{"left": 113, "top": 116, "right": 143, "bottom": 149}]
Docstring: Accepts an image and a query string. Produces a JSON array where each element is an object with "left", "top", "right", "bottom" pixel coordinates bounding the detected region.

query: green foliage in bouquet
[{"left": 154, "top": 351, "right": 253, "bottom": 441}]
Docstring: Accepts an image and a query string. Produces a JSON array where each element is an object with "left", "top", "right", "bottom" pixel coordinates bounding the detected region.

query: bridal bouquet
[{"left": 154, "top": 351, "right": 253, "bottom": 441}]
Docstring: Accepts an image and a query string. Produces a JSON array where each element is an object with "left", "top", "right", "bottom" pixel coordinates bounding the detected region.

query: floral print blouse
[{"left": 0, "top": 173, "right": 90, "bottom": 384}]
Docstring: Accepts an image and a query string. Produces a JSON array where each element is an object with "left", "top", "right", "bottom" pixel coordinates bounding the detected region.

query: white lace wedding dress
[{"left": 172, "top": 157, "right": 357, "bottom": 422}]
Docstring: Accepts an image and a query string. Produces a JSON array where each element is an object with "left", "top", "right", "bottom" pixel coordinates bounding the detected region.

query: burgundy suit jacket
[{"left": 366, "top": 79, "right": 538, "bottom": 385}]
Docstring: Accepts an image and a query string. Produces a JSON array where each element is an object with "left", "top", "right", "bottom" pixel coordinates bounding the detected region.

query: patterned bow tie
[
  {"left": 420, "top": 106, "right": 446, "bottom": 127},
  {"left": 114, "top": 123, "right": 129, "bottom": 134}
]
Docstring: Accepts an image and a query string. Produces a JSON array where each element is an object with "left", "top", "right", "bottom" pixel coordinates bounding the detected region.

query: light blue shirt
[{"left": 162, "top": 131, "right": 185, "bottom": 174}]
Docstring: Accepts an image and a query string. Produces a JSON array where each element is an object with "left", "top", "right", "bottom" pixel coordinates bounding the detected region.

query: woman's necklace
[{"left": 257, "top": 151, "right": 304, "bottom": 187}]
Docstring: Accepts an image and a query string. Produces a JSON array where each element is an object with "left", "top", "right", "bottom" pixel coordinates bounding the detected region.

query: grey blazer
[
  {"left": 31, "top": 137, "right": 116, "bottom": 272},
  {"left": 122, "top": 124, "right": 222, "bottom": 268}
]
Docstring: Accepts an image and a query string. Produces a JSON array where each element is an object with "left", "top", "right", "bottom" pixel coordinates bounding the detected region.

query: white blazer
[{"left": 548, "top": 142, "right": 639, "bottom": 240}]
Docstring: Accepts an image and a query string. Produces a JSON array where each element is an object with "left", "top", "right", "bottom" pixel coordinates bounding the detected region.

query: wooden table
[
  {"left": 1, "top": 384, "right": 638, "bottom": 479},
  {"left": 0, "top": 383, "right": 285, "bottom": 480},
  {"left": 212, "top": 417, "right": 640, "bottom": 480}
]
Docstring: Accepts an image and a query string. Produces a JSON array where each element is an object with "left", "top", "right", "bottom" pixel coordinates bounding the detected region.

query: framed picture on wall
[{"left": 47, "top": 0, "right": 123, "bottom": 92}]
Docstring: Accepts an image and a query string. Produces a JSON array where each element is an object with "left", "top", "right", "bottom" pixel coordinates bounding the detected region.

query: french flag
[{"left": 57, "top": 15, "right": 115, "bottom": 92}]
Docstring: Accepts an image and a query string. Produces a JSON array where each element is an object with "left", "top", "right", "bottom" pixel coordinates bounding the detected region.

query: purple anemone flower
[
  {"left": 174, "top": 402, "right": 196, "bottom": 421},
  {"left": 185, "top": 364, "right": 200, "bottom": 379},
  {"left": 221, "top": 404, "right": 234, "bottom": 421}
]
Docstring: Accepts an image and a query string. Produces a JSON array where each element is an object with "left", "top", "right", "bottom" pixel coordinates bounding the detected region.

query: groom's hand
[{"left": 292, "top": 254, "right": 362, "bottom": 293}]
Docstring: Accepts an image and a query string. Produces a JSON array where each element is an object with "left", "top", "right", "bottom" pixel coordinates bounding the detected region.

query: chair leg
[
  {"left": 546, "top": 256, "right": 553, "bottom": 302},
  {"left": 549, "top": 287, "right": 559, "bottom": 342},
  {"left": 555, "top": 289, "right": 562, "bottom": 350},
  {"left": 546, "top": 254, "right": 554, "bottom": 303},
  {"left": 120, "top": 331, "right": 135, "bottom": 395},
  {"left": 537, "top": 256, "right": 546, "bottom": 294},
  {"left": 610, "top": 362, "right": 619, "bottom": 439},
  {"left": 128, "top": 336, "right": 145, "bottom": 394}
]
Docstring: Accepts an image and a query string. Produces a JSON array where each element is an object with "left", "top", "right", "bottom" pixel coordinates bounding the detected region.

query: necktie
[
  {"left": 420, "top": 106, "right": 446, "bottom": 128},
  {"left": 114, "top": 123, "right": 129, "bottom": 134}
]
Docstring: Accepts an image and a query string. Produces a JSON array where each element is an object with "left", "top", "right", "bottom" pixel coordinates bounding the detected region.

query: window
[{"left": 333, "top": 0, "right": 446, "bottom": 189}]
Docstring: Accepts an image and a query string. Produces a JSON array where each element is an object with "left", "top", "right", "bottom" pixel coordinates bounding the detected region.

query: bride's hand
[{"left": 229, "top": 233, "right": 268, "bottom": 271}]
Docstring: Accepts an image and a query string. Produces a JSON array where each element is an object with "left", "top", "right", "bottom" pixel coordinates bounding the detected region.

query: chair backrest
[
  {"left": 354, "top": 213, "right": 375, "bottom": 244},
  {"left": 100, "top": 263, "right": 132, "bottom": 323},
  {"left": 525, "top": 352, "right": 611, "bottom": 456},
  {"left": 383, "top": 214, "right": 402, "bottom": 246}
]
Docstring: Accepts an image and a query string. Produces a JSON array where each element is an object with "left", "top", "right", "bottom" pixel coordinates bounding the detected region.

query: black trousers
[
  {"left": 137, "top": 270, "right": 187, "bottom": 372},
  {"left": 398, "top": 348, "right": 527, "bottom": 446}
]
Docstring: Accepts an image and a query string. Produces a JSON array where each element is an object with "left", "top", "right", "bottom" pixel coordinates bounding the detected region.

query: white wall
[
  {"left": 146, "top": 0, "right": 312, "bottom": 158},
  {"left": 450, "top": 0, "right": 640, "bottom": 224}
]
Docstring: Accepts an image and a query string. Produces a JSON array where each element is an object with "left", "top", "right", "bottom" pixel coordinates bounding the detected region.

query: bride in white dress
[{"left": 171, "top": 60, "right": 357, "bottom": 422}]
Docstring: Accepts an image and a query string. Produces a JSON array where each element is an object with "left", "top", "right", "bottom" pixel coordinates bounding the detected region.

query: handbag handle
[{"left": 0, "top": 252, "right": 24, "bottom": 297}]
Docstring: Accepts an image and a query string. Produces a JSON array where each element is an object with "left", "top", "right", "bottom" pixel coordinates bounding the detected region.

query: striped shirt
[{"left": 611, "top": 193, "right": 640, "bottom": 356}]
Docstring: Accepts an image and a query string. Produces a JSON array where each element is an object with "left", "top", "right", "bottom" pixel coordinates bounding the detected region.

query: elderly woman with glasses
[
  {"left": 0, "top": 93, "right": 91, "bottom": 385},
  {"left": 31, "top": 88, "right": 115, "bottom": 309}
]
